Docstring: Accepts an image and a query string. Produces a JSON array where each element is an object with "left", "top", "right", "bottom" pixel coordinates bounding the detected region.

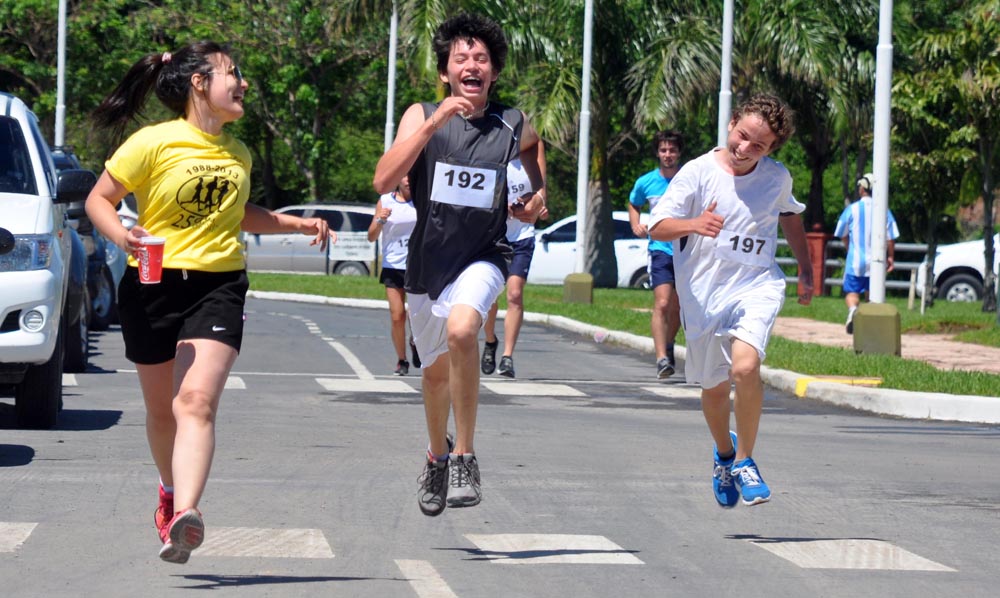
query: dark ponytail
[{"left": 92, "top": 41, "right": 231, "bottom": 142}]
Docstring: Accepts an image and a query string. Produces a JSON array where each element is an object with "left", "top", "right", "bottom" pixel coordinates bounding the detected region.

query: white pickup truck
[{"left": 0, "top": 92, "right": 97, "bottom": 428}]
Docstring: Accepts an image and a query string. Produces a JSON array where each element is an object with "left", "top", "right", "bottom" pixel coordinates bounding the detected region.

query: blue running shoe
[
  {"left": 732, "top": 457, "right": 771, "bottom": 506},
  {"left": 712, "top": 431, "right": 739, "bottom": 508}
]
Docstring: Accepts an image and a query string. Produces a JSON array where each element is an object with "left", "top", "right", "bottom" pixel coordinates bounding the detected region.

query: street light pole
[
  {"left": 55, "top": 0, "right": 67, "bottom": 146},
  {"left": 573, "top": 0, "right": 594, "bottom": 275},
  {"left": 869, "top": 0, "right": 894, "bottom": 303},
  {"left": 383, "top": 0, "right": 399, "bottom": 152},
  {"left": 717, "top": 0, "right": 734, "bottom": 147}
]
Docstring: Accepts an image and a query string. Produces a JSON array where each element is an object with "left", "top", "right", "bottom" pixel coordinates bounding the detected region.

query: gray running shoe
[
  {"left": 657, "top": 356, "right": 675, "bottom": 379},
  {"left": 446, "top": 454, "right": 482, "bottom": 507},
  {"left": 481, "top": 339, "right": 498, "bottom": 374},
  {"left": 497, "top": 355, "right": 515, "bottom": 378},
  {"left": 417, "top": 459, "right": 449, "bottom": 516}
]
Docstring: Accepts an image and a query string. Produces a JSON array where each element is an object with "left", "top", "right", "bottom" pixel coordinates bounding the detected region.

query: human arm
[
  {"left": 84, "top": 170, "right": 149, "bottom": 256},
  {"left": 512, "top": 117, "right": 547, "bottom": 223},
  {"left": 373, "top": 97, "right": 477, "bottom": 194},
  {"left": 367, "top": 198, "right": 391, "bottom": 242},
  {"left": 780, "top": 212, "right": 814, "bottom": 305},
  {"left": 627, "top": 202, "right": 647, "bottom": 238},
  {"left": 887, "top": 239, "right": 895, "bottom": 272},
  {"left": 649, "top": 201, "right": 724, "bottom": 242},
  {"left": 241, "top": 203, "right": 334, "bottom": 251}
]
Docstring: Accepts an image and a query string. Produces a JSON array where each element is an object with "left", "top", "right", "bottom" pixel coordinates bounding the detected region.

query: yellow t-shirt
[{"left": 107, "top": 118, "right": 252, "bottom": 272}]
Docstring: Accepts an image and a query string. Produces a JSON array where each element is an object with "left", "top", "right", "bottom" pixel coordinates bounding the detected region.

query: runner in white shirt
[
  {"left": 481, "top": 151, "right": 548, "bottom": 379},
  {"left": 649, "top": 94, "right": 813, "bottom": 509},
  {"left": 368, "top": 175, "right": 419, "bottom": 375}
]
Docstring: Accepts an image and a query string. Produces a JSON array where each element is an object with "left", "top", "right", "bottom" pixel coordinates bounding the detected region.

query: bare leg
[
  {"left": 665, "top": 283, "right": 681, "bottom": 350},
  {"left": 651, "top": 283, "right": 670, "bottom": 360},
  {"left": 385, "top": 286, "right": 408, "bottom": 361},
  {"left": 501, "top": 275, "right": 526, "bottom": 357},
  {"left": 701, "top": 380, "right": 734, "bottom": 454},
  {"left": 168, "top": 339, "right": 238, "bottom": 512},
  {"left": 422, "top": 351, "right": 452, "bottom": 457},
  {"left": 137, "top": 361, "right": 178, "bottom": 488},
  {"left": 483, "top": 301, "right": 499, "bottom": 344},
  {"left": 730, "top": 339, "right": 763, "bottom": 461},
  {"left": 447, "top": 304, "right": 483, "bottom": 454}
]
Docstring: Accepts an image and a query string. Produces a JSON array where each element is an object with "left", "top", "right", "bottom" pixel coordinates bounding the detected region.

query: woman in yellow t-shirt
[{"left": 85, "top": 41, "right": 333, "bottom": 565}]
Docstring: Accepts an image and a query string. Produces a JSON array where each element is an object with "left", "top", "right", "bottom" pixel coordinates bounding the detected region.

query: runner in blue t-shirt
[{"left": 628, "top": 130, "right": 684, "bottom": 379}]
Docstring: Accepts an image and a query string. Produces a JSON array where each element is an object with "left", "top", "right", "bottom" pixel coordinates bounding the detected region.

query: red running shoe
[
  {"left": 158, "top": 508, "right": 204, "bottom": 564},
  {"left": 154, "top": 485, "right": 174, "bottom": 542}
]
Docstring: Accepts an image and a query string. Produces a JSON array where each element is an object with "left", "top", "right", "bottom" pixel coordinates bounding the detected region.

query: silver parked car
[{"left": 245, "top": 203, "right": 377, "bottom": 275}]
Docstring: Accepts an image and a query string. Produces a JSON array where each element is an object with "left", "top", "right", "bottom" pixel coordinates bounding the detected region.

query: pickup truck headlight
[{"left": 0, "top": 234, "right": 55, "bottom": 271}]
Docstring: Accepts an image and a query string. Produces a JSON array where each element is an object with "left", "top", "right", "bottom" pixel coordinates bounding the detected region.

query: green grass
[{"left": 248, "top": 272, "right": 1000, "bottom": 397}]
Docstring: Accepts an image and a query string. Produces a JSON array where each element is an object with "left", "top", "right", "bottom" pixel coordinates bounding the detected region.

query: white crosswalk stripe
[
  {"left": 480, "top": 382, "right": 586, "bottom": 397},
  {"left": 463, "top": 533, "right": 644, "bottom": 565},
  {"left": 748, "top": 538, "right": 955, "bottom": 571},
  {"left": 0, "top": 522, "right": 36, "bottom": 553},
  {"left": 224, "top": 376, "right": 245, "bottom": 389},
  {"left": 395, "top": 559, "right": 459, "bottom": 598},
  {"left": 197, "top": 527, "right": 334, "bottom": 558},
  {"left": 316, "top": 378, "right": 418, "bottom": 393}
]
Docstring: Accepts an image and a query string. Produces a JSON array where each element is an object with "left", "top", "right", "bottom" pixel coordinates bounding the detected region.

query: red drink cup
[{"left": 137, "top": 236, "right": 166, "bottom": 284}]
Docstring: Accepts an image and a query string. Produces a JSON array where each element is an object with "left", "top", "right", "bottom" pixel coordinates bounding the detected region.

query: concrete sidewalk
[{"left": 248, "top": 291, "right": 1000, "bottom": 425}]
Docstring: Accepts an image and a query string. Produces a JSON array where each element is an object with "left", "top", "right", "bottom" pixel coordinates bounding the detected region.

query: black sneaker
[
  {"left": 394, "top": 359, "right": 409, "bottom": 376},
  {"left": 410, "top": 340, "right": 421, "bottom": 369},
  {"left": 481, "top": 339, "right": 498, "bottom": 375},
  {"left": 846, "top": 309, "right": 856, "bottom": 334},
  {"left": 497, "top": 355, "right": 515, "bottom": 378},
  {"left": 417, "top": 459, "right": 449, "bottom": 516},
  {"left": 446, "top": 454, "right": 482, "bottom": 508},
  {"left": 656, "top": 357, "right": 675, "bottom": 379}
]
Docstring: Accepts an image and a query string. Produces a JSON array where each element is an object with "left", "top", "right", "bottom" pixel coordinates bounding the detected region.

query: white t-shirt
[
  {"left": 379, "top": 191, "right": 417, "bottom": 270},
  {"left": 649, "top": 150, "right": 804, "bottom": 340},
  {"left": 504, "top": 159, "right": 536, "bottom": 243}
]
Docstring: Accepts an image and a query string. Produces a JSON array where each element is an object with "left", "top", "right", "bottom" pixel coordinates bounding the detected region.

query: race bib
[
  {"left": 714, "top": 228, "right": 774, "bottom": 268},
  {"left": 430, "top": 161, "right": 499, "bottom": 209}
]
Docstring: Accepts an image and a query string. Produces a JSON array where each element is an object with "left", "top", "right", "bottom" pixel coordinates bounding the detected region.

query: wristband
[{"left": 376, "top": 217, "right": 387, "bottom": 225}]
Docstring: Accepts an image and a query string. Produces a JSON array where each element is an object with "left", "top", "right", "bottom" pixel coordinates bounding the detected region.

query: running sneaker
[
  {"left": 481, "top": 339, "right": 498, "bottom": 375},
  {"left": 656, "top": 356, "right": 675, "bottom": 379},
  {"left": 713, "top": 431, "right": 739, "bottom": 508},
  {"left": 159, "top": 508, "right": 205, "bottom": 564},
  {"left": 417, "top": 459, "right": 449, "bottom": 516},
  {"left": 497, "top": 356, "right": 515, "bottom": 378},
  {"left": 447, "top": 453, "right": 482, "bottom": 508},
  {"left": 394, "top": 359, "right": 410, "bottom": 376},
  {"left": 410, "top": 340, "right": 421, "bottom": 369},
  {"left": 154, "top": 485, "right": 174, "bottom": 541},
  {"left": 732, "top": 457, "right": 771, "bottom": 506}
]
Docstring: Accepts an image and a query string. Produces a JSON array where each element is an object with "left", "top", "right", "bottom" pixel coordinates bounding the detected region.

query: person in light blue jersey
[
  {"left": 834, "top": 173, "right": 900, "bottom": 334},
  {"left": 628, "top": 130, "right": 683, "bottom": 379}
]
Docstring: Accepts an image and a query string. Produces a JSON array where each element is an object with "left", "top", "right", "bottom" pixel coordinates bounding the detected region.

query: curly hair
[
  {"left": 732, "top": 94, "right": 795, "bottom": 151},
  {"left": 433, "top": 13, "right": 508, "bottom": 76}
]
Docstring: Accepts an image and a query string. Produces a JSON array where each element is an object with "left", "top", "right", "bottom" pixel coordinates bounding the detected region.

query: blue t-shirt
[{"left": 629, "top": 168, "right": 673, "bottom": 255}]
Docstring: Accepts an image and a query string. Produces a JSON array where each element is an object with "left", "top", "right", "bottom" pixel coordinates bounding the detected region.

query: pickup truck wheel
[
  {"left": 936, "top": 273, "right": 983, "bottom": 302},
  {"left": 16, "top": 323, "right": 64, "bottom": 429},
  {"left": 64, "top": 291, "right": 90, "bottom": 373}
]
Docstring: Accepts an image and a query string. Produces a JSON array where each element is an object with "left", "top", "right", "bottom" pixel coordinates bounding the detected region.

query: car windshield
[{"left": 0, "top": 117, "right": 38, "bottom": 195}]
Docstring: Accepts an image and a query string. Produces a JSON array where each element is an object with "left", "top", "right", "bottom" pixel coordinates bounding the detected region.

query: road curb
[{"left": 247, "top": 290, "right": 1000, "bottom": 424}]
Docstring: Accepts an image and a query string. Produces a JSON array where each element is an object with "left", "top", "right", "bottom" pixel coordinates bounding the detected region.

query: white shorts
[
  {"left": 409, "top": 261, "right": 505, "bottom": 369},
  {"left": 683, "top": 293, "right": 782, "bottom": 389}
]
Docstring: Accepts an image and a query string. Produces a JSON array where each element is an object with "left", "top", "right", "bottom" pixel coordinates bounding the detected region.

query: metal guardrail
[{"left": 776, "top": 238, "right": 928, "bottom": 293}]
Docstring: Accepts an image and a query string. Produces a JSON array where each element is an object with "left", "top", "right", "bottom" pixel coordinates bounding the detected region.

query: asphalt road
[{"left": 1, "top": 297, "right": 997, "bottom": 597}]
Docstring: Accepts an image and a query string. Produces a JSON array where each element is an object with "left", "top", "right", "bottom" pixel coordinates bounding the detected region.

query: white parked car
[
  {"left": 916, "top": 234, "right": 1000, "bottom": 302},
  {"left": 0, "top": 92, "right": 97, "bottom": 428},
  {"left": 245, "top": 203, "right": 377, "bottom": 275},
  {"left": 528, "top": 211, "right": 651, "bottom": 288}
]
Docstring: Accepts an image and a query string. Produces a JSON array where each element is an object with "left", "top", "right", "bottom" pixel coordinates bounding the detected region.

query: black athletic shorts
[
  {"left": 379, "top": 267, "right": 406, "bottom": 289},
  {"left": 117, "top": 266, "right": 249, "bottom": 365}
]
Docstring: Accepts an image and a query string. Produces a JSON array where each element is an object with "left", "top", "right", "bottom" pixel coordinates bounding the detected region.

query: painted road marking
[
  {"left": 224, "top": 376, "right": 246, "bottom": 390},
  {"left": 197, "top": 527, "right": 334, "bottom": 558},
  {"left": 641, "top": 385, "right": 702, "bottom": 399},
  {"left": 464, "top": 534, "right": 643, "bottom": 565},
  {"left": 0, "top": 522, "right": 37, "bottom": 553},
  {"left": 481, "top": 382, "right": 586, "bottom": 397},
  {"left": 794, "top": 375, "right": 882, "bottom": 397},
  {"left": 749, "top": 538, "right": 954, "bottom": 571},
  {"left": 62, "top": 374, "right": 77, "bottom": 387},
  {"left": 395, "top": 559, "right": 459, "bottom": 598},
  {"left": 283, "top": 312, "right": 376, "bottom": 380},
  {"left": 316, "top": 378, "right": 417, "bottom": 394}
]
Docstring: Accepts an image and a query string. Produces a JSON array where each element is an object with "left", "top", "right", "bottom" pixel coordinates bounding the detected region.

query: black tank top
[{"left": 405, "top": 101, "right": 523, "bottom": 299}]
